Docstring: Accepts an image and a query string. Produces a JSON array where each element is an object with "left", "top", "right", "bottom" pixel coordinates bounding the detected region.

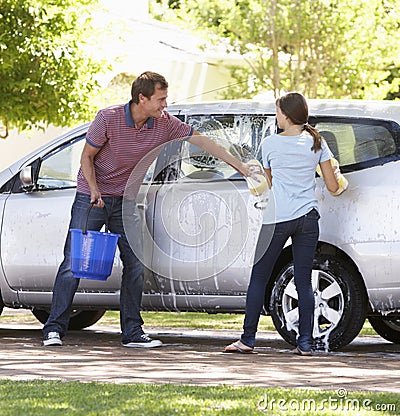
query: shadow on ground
[{"left": 0, "top": 321, "right": 399, "bottom": 393}]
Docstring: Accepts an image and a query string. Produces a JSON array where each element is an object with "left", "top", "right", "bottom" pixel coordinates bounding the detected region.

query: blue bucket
[{"left": 70, "top": 204, "right": 120, "bottom": 281}]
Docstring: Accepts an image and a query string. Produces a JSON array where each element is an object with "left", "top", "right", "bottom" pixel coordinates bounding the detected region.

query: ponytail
[{"left": 303, "top": 123, "right": 322, "bottom": 152}]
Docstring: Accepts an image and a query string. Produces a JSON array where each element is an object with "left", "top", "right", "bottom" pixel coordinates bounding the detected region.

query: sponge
[
  {"left": 246, "top": 159, "right": 269, "bottom": 196},
  {"left": 316, "top": 158, "right": 348, "bottom": 196}
]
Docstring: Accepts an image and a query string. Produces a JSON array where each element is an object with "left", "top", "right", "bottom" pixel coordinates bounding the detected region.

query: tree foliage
[
  {"left": 0, "top": 0, "right": 104, "bottom": 138},
  {"left": 151, "top": 0, "right": 400, "bottom": 100}
]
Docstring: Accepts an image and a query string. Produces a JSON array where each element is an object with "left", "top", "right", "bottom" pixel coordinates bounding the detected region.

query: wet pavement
[{"left": 0, "top": 314, "right": 399, "bottom": 393}]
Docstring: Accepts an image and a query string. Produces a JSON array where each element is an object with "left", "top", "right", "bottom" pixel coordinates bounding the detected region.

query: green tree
[
  {"left": 383, "top": 66, "right": 400, "bottom": 100},
  {"left": 0, "top": 0, "right": 105, "bottom": 138},
  {"left": 151, "top": 0, "right": 400, "bottom": 100}
]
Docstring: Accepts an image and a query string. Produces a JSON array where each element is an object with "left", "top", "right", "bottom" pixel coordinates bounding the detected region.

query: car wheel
[
  {"left": 31, "top": 308, "right": 106, "bottom": 330},
  {"left": 269, "top": 254, "right": 367, "bottom": 351},
  {"left": 368, "top": 317, "right": 400, "bottom": 344},
  {"left": 0, "top": 295, "right": 4, "bottom": 316}
]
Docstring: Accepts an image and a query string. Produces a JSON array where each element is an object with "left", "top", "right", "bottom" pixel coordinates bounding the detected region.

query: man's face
[{"left": 140, "top": 85, "right": 168, "bottom": 118}]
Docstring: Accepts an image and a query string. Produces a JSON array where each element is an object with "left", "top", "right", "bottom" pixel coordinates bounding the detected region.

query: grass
[
  {"left": 0, "top": 310, "right": 393, "bottom": 415},
  {"left": 102, "top": 311, "right": 276, "bottom": 331},
  {"left": 100, "top": 311, "right": 379, "bottom": 337},
  {"left": 0, "top": 309, "right": 378, "bottom": 336},
  {"left": 0, "top": 380, "right": 398, "bottom": 416}
]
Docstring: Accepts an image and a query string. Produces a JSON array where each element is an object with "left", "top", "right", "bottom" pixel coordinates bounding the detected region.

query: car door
[
  {"left": 313, "top": 116, "right": 400, "bottom": 310},
  {"left": 1, "top": 134, "right": 166, "bottom": 299},
  {"left": 0, "top": 134, "right": 124, "bottom": 294},
  {"left": 150, "top": 114, "right": 275, "bottom": 297}
]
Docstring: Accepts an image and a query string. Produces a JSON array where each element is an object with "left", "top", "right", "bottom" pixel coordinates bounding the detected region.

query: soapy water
[
  {"left": 123, "top": 162, "right": 268, "bottom": 282},
  {"left": 186, "top": 117, "right": 272, "bottom": 211},
  {"left": 152, "top": 183, "right": 254, "bottom": 281},
  {"left": 121, "top": 116, "right": 276, "bottom": 282}
]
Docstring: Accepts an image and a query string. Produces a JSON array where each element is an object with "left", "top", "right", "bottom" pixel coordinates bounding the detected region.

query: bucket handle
[{"left": 83, "top": 202, "right": 109, "bottom": 235}]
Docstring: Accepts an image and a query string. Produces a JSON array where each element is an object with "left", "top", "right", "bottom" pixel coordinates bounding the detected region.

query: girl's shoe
[
  {"left": 224, "top": 340, "right": 255, "bottom": 354},
  {"left": 293, "top": 347, "right": 312, "bottom": 356}
]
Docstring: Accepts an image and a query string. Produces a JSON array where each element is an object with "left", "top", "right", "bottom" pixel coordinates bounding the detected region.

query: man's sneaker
[
  {"left": 122, "top": 334, "right": 162, "bottom": 348},
  {"left": 43, "top": 332, "right": 63, "bottom": 346}
]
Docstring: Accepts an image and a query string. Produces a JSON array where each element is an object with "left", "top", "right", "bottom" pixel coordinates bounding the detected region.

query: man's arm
[
  {"left": 188, "top": 131, "right": 249, "bottom": 176},
  {"left": 80, "top": 142, "right": 104, "bottom": 207}
]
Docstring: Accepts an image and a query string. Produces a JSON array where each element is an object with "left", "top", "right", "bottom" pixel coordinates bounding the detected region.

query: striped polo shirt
[{"left": 77, "top": 101, "right": 193, "bottom": 196}]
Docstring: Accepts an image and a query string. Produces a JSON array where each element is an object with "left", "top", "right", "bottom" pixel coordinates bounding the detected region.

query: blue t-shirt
[{"left": 262, "top": 132, "right": 332, "bottom": 224}]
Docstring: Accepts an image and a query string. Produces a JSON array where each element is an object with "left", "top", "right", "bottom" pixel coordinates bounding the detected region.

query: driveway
[{"left": 0, "top": 311, "right": 399, "bottom": 393}]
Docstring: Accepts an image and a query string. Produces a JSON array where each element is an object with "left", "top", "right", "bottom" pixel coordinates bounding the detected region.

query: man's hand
[
  {"left": 90, "top": 190, "right": 104, "bottom": 208},
  {"left": 80, "top": 142, "right": 104, "bottom": 207},
  {"left": 239, "top": 161, "right": 255, "bottom": 177}
]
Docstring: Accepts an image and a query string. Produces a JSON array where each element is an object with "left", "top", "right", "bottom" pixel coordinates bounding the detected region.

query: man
[{"left": 43, "top": 71, "right": 250, "bottom": 348}]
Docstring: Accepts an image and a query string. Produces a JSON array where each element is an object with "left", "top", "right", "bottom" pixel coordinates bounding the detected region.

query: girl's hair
[
  {"left": 131, "top": 71, "right": 168, "bottom": 104},
  {"left": 276, "top": 92, "right": 322, "bottom": 152}
]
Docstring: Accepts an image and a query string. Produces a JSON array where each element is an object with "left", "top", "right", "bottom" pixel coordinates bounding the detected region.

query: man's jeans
[
  {"left": 241, "top": 209, "right": 320, "bottom": 351},
  {"left": 43, "top": 192, "right": 145, "bottom": 343}
]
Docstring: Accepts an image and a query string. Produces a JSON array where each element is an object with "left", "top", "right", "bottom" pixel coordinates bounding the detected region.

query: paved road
[{"left": 0, "top": 317, "right": 399, "bottom": 393}]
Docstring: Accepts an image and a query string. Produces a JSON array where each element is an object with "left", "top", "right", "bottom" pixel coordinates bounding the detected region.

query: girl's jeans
[
  {"left": 43, "top": 192, "right": 145, "bottom": 343},
  {"left": 241, "top": 209, "right": 320, "bottom": 351}
]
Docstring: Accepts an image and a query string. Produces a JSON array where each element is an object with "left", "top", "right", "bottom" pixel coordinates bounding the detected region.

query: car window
[
  {"left": 37, "top": 137, "right": 85, "bottom": 189},
  {"left": 182, "top": 115, "right": 275, "bottom": 179},
  {"left": 38, "top": 136, "right": 158, "bottom": 189},
  {"left": 315, "top": 119, "right": 396, "bottom": 167},
  {"left": 2, "top": 122, "right": 181, "bottom": 193}
]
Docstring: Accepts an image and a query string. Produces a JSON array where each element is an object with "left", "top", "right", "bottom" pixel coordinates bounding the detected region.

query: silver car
[{"left": 1, "top": 99, "right": 399, "bottom": 350}]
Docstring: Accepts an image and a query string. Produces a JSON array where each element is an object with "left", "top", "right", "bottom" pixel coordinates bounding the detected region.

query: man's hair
[{"left": 131, "top": 71, "right": 168, "bottom": 104}]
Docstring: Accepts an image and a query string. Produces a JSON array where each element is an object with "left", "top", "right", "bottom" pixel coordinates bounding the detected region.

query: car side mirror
[{"left": 20, "top": 166, "right": 35, "bottom": 190}]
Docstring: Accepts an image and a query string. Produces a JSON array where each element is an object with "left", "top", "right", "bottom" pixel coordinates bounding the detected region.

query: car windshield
[{"left": 180, "top": 114, "right": 276, "bottom": 178}]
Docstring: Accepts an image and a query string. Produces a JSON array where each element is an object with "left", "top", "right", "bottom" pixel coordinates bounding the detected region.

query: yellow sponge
[
  {"left": 316, "top": 158, "right": 348, "bottom": 196},
  {"left": 246, "top": 159, "right": 269, "bottom": 196}
]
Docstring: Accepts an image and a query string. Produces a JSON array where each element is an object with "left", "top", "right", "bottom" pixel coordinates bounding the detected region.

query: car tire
[
  {"left": 269, "top": 254, "right": 367, "bottom": 351},
  {"left": 368, "top": 317, "right": 400, "bottom": 344},
  {"left": 31, "top": 308, "right": 106, "bottom": 330},
  {"left": 0, "top": 295, "right": 4, "bottom": 316}
]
